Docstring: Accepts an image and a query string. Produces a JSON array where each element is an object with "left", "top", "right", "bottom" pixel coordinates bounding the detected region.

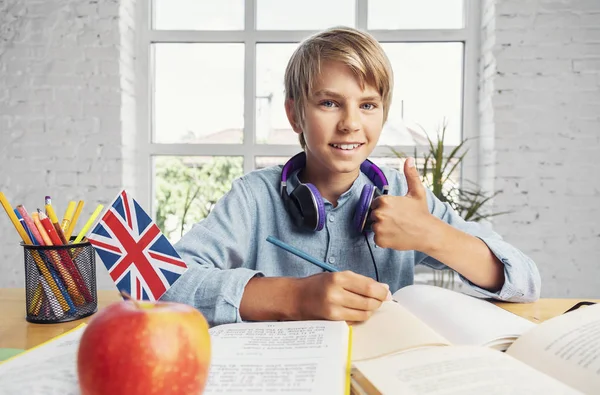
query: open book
[
  {"left": 205, "top": 320, "right": 351, "bottom": 394},
  {"left": 351, "top": 284, "right": 537, "bottom": 362},
  {"left": 1, "top": 285, "right": 598, "bottom": 394},
  {"left": 351, "top": 285, "right": 600, "bottom": 394},
  {"left": 0, "top": 320, "right": 352, "bottom": 395}
]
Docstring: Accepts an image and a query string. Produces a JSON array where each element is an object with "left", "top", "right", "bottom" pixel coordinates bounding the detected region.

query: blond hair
[{"left": 284, "top": 26, "right": 394, "bottom": 149}]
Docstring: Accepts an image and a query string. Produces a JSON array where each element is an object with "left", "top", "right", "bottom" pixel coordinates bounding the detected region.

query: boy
[{"left": 161, "top": 27, "right": 540, "bottom": 327}]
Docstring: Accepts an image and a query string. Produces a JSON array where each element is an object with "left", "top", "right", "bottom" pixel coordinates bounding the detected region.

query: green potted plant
[{"left": 392, "top": 121, "right": 509, "bottom": 288}]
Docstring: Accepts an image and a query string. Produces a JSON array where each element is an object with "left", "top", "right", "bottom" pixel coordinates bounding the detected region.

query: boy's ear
[{"left": 285, "top": 99, "right": 302, "bottom": 134}]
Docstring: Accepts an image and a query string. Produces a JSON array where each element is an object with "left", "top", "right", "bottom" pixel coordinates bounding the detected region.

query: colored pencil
[
  {"left": 73, "top": 204, "right": 104, "bottom": 244},
  {"left": 65, "top": 200, "right": 84, "bottom": 241},
  {"left": 266, "top": 235, "right": 340, "bottom": 272},
  {"left": 39, "top": 210, "right": 93, "bottom": 303},
  {"left": 0, "top": 193, "right": 70, "bottom": 312}
]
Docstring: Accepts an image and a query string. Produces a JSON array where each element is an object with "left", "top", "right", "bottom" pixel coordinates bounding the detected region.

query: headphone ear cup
[
  {"left": 282, "top": 192, "right": 304, "bottom": 229},
  {"left": 353, "top": 184, "right": 376, "bottom": 233},
  {"left": 289, "top": 183, "right": 326, "bottom": 231}
]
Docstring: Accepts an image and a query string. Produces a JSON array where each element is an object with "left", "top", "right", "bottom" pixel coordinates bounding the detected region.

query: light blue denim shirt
[{"left": 161, "top": 165, "right": 541, "bottom": 326}]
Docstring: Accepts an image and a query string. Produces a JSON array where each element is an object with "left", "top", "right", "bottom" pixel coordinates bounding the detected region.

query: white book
[
  {"left": 2, "top": 285, "right": 598, "bottom": 394},
  {"left": 351, "top": 285, "right": 600, "bottom": 394}
]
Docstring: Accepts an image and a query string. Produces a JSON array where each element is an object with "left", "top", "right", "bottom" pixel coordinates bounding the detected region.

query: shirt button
[
  {"left": 328, "top": 257, "right": 335, "bottom": 264},
  {"left": 328, "top": 215, "right": 335, "bottom": 222}
]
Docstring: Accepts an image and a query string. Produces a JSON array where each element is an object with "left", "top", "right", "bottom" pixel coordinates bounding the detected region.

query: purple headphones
[{"left": 281, "top": 152, "right": 389, "bottom": 233}]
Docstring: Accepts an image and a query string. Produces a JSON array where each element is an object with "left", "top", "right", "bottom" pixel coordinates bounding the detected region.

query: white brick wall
[
  {"left": 119, "top": 0, "right": 140, "bottom": 195},
  {"left": 0, "top": 0, "right": 136, "bottom": 289},
  {"left": 481, "top": 0, "right": 600, "bottom": 297},
  {"left": 1, "top": 1, "right": 598, "bottom": 298}
]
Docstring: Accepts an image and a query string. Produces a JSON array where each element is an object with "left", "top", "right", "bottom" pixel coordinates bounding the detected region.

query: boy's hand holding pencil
[{"left": 259, "top": 236, "right": 392, "bottom": 323}]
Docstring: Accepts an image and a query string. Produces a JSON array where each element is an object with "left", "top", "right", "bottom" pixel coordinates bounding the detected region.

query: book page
[
  {"left": 351, "top": 301, "right": 450, "bottom": 362},
  {"left": 352, "top": 346, "right": 582, "bottom": 394},
  {"left": 0, "top": 325, "right": 84, "bottom": 395},
  {"left": 205, "top": 320, "right": 349, "bottom": 394},
  {"left": 507, "top": 304, "right": 600, "bottom": 394},
  {"left": 393, "top": 284, "right": 536, "bottom": 349}
]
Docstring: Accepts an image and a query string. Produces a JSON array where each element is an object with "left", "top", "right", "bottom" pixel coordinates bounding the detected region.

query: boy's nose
[{"left": 338, "top": 108, "right": 361, "bottom": 133}]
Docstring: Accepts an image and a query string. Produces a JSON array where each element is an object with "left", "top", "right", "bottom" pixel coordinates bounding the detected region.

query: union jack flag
[{"left": 87, "top": 190, "right": 188, "bottom": 301}]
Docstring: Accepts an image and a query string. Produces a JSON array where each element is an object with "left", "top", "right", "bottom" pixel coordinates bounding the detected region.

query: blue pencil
[
  {"left": 266, "top": 235, "right": 339, "bottom": 272},
  {"left": 14, "top": 209, "right": 36, "bottom": 243},
  {"left": 15, "top": 208, "right": 76, "bottom": 313}
]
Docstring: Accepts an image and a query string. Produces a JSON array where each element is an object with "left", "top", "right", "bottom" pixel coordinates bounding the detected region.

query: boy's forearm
[
  {"left": 240, "top": 276, "right": 301, "bottom": 321},
  {"left": 422, "top": 217, "right": 505, "bottom": 292}
]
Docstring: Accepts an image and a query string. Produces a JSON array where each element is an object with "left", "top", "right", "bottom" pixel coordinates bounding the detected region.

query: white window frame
[{"left": 135, "top": 0, "right": 480, "bottom": 213}]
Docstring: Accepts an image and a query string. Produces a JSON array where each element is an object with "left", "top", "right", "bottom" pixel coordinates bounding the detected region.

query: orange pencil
[
  {"left": 32, "top": 212, "right": 52, "bottom": 245},
  {"left": 38, "top": 211, "right": 93, "bottom": 303},
  {"left": 0, "top": 192, "right": 69, "bottom": 312},
  {"left": 33, "top": 212, "right": 85, "bottom": 306},
  {"left": 37, "top": 210, "right": 65, "bottom": 246},
  {"left": 14, "top": 204, "right": 74, "bottom": 314},
  {"left": 18, "top": 206, "right": 75, "bottom": 313}
]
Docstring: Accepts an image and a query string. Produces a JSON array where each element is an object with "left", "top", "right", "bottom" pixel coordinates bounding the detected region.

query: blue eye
[
  {"left": 320, "top": 100, "right": 336, "bottom": 108},
  {"left": 361, "top": 103, "right": 376, "bottom": 110}
]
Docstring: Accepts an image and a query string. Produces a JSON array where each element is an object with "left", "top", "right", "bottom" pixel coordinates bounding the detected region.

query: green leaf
[{"left": 388, "top": 119, "right": 510, "bottom": 226}]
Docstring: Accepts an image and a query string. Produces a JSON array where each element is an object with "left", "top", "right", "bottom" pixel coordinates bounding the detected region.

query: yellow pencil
[
  {"left": 0, "top": 192, "right": 69, "bottom": 312},
  {"left": 45, "top": 203, "right": 68, "bottom": 244},
  {"left": 61, "top": 201, "right": 76, "bottom": 233},
  {"left": 0, "top": 192, "right": 32, "bottom": 244},
  {"left": 65, "top": 200, "right": 84, "bottom": 241},
  {"left": 30, "top": 282, "right": 43, "bottom": 315},
  {"left": 34, "top": 212, "right": 85, "bottom": 306},
  {"left": 73, "top": 204, "right": 104, "bottom": 244}
]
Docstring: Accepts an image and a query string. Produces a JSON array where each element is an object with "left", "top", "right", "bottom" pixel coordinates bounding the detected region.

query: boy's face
[{"left": 288, "top": 61, "right": 384, "bottom": 178}]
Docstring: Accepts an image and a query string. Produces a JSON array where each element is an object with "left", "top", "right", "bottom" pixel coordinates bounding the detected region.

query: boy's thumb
[{"left": 404, "top": 157, "right": 425, "bottom": 199}]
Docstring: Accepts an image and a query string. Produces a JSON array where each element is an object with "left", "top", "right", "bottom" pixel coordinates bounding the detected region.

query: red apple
[{"left": 77, "top": 299, "right": 211, "bottom": 395}]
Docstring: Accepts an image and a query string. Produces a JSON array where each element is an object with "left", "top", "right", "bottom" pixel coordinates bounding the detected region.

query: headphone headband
[
  {"left": 281, "top": 152, "right": 305, "bottom": 183},
  {"left": 359, "top": 159, "right": 388, "bottom": 192}
]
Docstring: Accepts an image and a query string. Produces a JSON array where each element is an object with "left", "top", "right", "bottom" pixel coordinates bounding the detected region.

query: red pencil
[
  {"left": 38, "top": 210, "right": 93, "bottom": 303},
  {"left": 38, "top": 210, "right": 65, "bottom": 246}
]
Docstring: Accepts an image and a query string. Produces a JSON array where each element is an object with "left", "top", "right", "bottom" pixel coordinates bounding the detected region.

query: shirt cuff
[
  {"left": 220, "top": 268, "right": 265, "bottom": 324},
  {"left": 457, "top": 236, "right": 539, "bottom": 302}
]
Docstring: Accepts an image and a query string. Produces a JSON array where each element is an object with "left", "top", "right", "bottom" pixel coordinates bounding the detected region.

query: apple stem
[{"left": 120, "top": 290, "right": 141, "bottom": 308}]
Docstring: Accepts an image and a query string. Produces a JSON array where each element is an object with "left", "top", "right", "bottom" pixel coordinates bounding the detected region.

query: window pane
[
  {"left": 154, "top": 44, "right": 244, "bottom": 144},
  {"left": 255, "top": 156, "right": 288, "bottom": 169},
  {"left": 154, "top": 156, "right": 243, "bottom": 243},
  {"left": 369, "top": 157, "right": 405, "bottom": 170},
  {"left": 257, "top": 0, "right": 355, "bottom": 30},
  {"left": 381, "top": 43, "right": 463, "bottom": 146},
  {"left": 153, "top": 0, "right": 244, "bottom": 30},
  {"left": 256, "top": 44, "right": 298, "bottom": 145},
  {"left": 368, "top": 0, "right": 464, "bottom": 29},
  {"left": 369, "top": 156, "right": 458, "bottom": 184}
]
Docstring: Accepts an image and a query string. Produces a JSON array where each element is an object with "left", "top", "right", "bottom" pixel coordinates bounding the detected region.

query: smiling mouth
[{"left": 329, "top": 143, "right": 363, "bottom": 150}]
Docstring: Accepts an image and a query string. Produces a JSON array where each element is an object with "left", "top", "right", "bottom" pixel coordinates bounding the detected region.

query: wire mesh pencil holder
[{"left": 22, "top": 240, "right": 98, "bottom": 323}]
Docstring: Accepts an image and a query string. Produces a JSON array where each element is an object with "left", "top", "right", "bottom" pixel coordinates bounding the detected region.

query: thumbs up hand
[{"left": 369, "top": 157, "right": 437, "bottom": 252}]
